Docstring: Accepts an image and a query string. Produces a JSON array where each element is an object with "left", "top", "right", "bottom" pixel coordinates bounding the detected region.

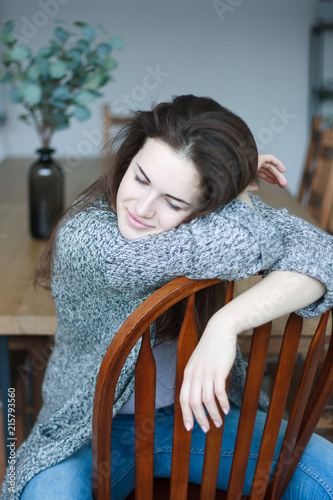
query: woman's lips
[{"left": 127, "top": 210, "right": 154, "bottom": 230}]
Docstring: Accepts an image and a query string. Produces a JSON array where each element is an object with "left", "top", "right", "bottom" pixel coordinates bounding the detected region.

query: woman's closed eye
[
  {"left": 135, "top": 174, "right": 148, "bottom": 186},
  {"left": 166, "top": 199, "right": 182, "bottom": 211}
]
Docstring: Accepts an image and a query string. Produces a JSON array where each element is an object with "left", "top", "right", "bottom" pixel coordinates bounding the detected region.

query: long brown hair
[{"left": 36, "top": 94, "right": 258, "bottom": 339}]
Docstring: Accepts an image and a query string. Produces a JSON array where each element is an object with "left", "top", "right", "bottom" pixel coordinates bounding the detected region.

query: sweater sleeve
[
  {"left": 249, "top": 194, "right": 333, "bottom": 317},
  {"left": 180, "top": 198, "right": 284, "bottom": 281},
  {"left": 110, "top": 198, "right": 284, "bottom": 293}
]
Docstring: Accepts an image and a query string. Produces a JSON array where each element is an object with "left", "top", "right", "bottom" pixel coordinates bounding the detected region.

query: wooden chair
[
  {"left": 298, "top": 116, "right": 323, "bottom": 207},
  {"left": 305, "top": 127, "right": 333, "bottom": 234},
  {"left": 299, "top": 117, "right": 333, "bottom": 233},
  {"left": 102, "top": 104, "right": 131, "bottom": 150},
  {"left": 92, "top": 276, "right": 333, "bottom": 499}
]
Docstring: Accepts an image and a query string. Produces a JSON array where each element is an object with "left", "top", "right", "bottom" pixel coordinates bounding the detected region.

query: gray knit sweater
[{"left": 2, "top": 194, "right": 333, "bottom": 499}]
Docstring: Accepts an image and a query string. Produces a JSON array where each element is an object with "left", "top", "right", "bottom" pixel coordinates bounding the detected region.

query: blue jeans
[{"left": 21, "top": 405, "right": 333, "bottom": 499}]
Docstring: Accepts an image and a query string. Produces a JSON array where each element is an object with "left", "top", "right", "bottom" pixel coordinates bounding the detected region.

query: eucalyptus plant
[{"left": 0, "top": 20, "right": 123, "bottom": 148}]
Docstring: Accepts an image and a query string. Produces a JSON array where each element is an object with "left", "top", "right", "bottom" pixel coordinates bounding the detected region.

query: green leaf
[
  {"left": 2, "top": 20, "right": 14, "bottom": 34},
  {"left": 84, "top": 72, "right": 104, "bottom": 90},
  {"left": 53, "top": 99, "right": 68, "bottom": 110},
  {"left": 1, "top": 72, "right": 12, "bottom": 84},
  {"left": 56, "top": 120, "right": 70, "bottom": 131},
  {"left": 21, "top": 83, "right": 42, "bottom": 105},
  {"left": 36, "top": 58, "right": 49, "bottom": 78},
  {"left": 49, "top": 60, "right": 67, "bottom": 79},
  {"left": 9, "top": 88, "right": 23, "bottom": 103},
  {"left": 97, "top": 23, "right": 107, "bottom": 35},
  {"left": 109, "top": 36, "right": 124, "bottom": 50},
  {"left": 9, "top": 44, "right": 32, "bottom": 62},
  {"left": 76, "top": 39, "right": 90, "bottom": 52},
  {"left": 37, "top": 46, "right": 54, "bottom": 58},
  {"left": 74, "top": 21, "right": 88, "bottom": 28},
  {"left": 49, "top": 40, "right": 62, "bottom": 55},
  {"left": 27, "top": 64, "right": 41, "bottom": 80},
  {"left": 73, "top": 106, "right": 91, "bottom": 121},
  {"left": 18, "top": 114, "right": 31, "bottom": 125},
  {"left": 90, "top": 90, "right": 103, "bottom": 97},
  {"left": 0, "top": 69, "right": 4, "bottom": 81},
  {"left": 66, "top": 48, "right": 82, "bottom": 71},
  {"left": 96, "top": 43, "right": 111, "bottom": 57},
  {"left": 0, "top": 31, "right": 17, "bottom": 47},
  {"left": 68, "top": 48, "right": 82, "bottom": 60},
  {"left": 52, "top": 85, "right": 71, "bottom": 101},
  {"left": 54, "top": 27, "right": 69, "bottom": 43},
  {"left": 1, "top": 49, "right": 12, "bottom": 64},
  {"left": 13, "top": 72, "right": 27, "bottom": 83},
  {"left": 74, "top": 90, "right": 95, "bottom": 106},
  {"left": 81, "top": 25, "right": 96, "bottom": 42},
  {"left": 102, "top": 55, "right": 118, "bottom": 71}
]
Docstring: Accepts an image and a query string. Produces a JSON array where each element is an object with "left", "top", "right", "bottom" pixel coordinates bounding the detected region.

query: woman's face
[{"left": 116, "top": 138, "right": 202, "bottom": 240}]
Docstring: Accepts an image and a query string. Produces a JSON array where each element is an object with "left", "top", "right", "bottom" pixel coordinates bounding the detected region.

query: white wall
[{"left": 0, "top": 0, "right": 319, "bottom": 194}]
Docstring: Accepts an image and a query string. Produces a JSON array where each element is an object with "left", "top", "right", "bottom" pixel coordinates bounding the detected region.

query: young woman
[{"left": 2, "top": 95, "right": 332, "bottom": 499}]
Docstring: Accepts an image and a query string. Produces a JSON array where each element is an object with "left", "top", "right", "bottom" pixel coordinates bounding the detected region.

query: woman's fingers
[
  {"left": 258, "top": 154, "right": 287, "bottom": 172},
  {"left": 180, "top": 367, "right": 229, "bottom": 433},
  {"left": 258, "top": 164, "right": 287, "bottom": 187},
  {"left": 257, "top": 154, "right": 288, "bottom": 188},
  {"left": 179, "top": 374, "right": 195, "bottom": 430},
  {"left": 179, "top": 318, "right": 236, "bottom": 433}
]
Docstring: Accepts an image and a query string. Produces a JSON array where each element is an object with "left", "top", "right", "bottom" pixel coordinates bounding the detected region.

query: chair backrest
[
  {"left": 92, "top": 276, "right": 333, "bottom": 500},
  {"left": 102, "top": 104, "right": 131, "bottom": 151},
  {"left": 299, "top": 117, "right": 333, "bottom": 233},
  {"left": 299, "top": 116, "right": 323, "bottom": 207},
  {"left": 306, "top": 127, "right": 333, "bottom": 234}
]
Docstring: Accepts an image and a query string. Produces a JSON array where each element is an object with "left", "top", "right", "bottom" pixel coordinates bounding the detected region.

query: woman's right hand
[
  {"left": 249, "top": 154, "right": 288, "bottom": 191},
  {"left": 179, "top": 315, "right": 237, "bottom": 433}
]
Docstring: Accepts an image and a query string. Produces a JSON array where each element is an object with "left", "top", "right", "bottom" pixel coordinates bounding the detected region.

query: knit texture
[{"left": 2, "top": 195, "right": 333, "bottom": 499}]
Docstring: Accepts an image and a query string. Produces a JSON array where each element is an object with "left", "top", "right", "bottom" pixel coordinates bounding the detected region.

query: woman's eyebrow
[
  {"left": 137, "top": 164, "right": 150, "bottom": 183},
  {"left": 165, "top": 193, "right": 191, "bottom": 205},
  {"left": 137, "top": 164, "right": 191, "bottom": 206}
]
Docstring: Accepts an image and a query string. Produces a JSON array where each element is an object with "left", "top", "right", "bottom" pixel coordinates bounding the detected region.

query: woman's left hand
[
  {"left": 249, "top": 154, "right": 288, "bottom": 191},
  {"left": 179, "top": 314, "right": 237, "bottom": 433}
]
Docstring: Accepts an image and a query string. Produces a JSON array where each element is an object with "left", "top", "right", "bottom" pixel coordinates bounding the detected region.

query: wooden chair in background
[
  {"left": 102, "top": 104, "right": 131, "bottom": 150},
  {"left": 299, "top": 117, "right": 333, "bottom": 234},
  {"left": 305, "top": 127, "right": 333, "bottom": 234},
  {"left": 298, "top": 116, "right": 323, "bottom": 207},
  {"left": 92, "top": 276, "right": 333, "bottom": 500}
]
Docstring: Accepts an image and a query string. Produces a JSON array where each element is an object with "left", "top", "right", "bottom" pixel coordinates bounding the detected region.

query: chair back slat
[
  {"left": 199, "top": 281, "right": 235, "bottom": 499},
  {"left": 199, "top": 402, "right": 225, "bottom": 499},
  {"left": 198, "top": 281, "right": 234, "bottom": 499},
  {"left": 225, "top": 281, "right": 235, "bottom": 304},
  {"left": 169, "top": 293, "right": 199, "bottom": 500},
  {"left": 134, "top": 328, "right": 156, "bottom": 500},
  {"left": 226, "top": 321, "right": 271, "bottom": 499},
  {"left": 275, "top": 310, "right": 333, "bottom": 497},
  {"left": 249, "top": 314, "right": 303, "bottom": 499},
  {"left": 268, "top": 310, "right": 330, "bottom": 498}
]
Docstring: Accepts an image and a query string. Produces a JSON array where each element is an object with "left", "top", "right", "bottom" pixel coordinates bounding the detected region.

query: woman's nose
[{"left": 135, "top": 195, "right": 156, "bottom": 218}]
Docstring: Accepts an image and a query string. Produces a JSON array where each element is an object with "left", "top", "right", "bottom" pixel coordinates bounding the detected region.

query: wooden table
[
  {"left": 0, "top": 157, "right": 323, "bottom": 460},
  {"left": 0, "top": 156, "right": 102, "bottom": 460}
]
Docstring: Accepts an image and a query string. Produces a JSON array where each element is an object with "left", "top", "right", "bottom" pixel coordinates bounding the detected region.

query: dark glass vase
[{"left": 29, "top": 148, "right": 64, "bottom": 239}]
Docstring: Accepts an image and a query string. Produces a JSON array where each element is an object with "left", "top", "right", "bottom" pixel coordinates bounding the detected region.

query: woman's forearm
[{"left": 208, "top": 270, "right": 327, "bottom": 336}]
